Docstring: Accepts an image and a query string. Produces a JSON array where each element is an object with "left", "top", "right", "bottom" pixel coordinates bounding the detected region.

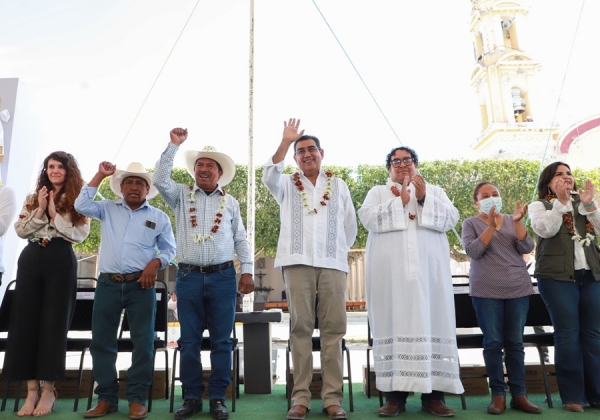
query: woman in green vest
[{"left": 529, "top": 161, "right": 600, "bottom": 413}]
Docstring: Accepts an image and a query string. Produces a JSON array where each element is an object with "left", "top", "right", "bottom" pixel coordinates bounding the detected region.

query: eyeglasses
[
  {"left": 390, "top": 157, "right": 414, "bottom": 167},
  {"left": 295, "top": 146, "right": 319, "bottom": 155}
]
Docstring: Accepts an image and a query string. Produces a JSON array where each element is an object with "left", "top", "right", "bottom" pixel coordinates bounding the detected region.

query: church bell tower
[{"left": 470, "top": 0, "right": 559, "bottom": 159}]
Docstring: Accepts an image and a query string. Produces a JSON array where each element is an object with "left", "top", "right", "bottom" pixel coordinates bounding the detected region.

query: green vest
[{"left": 534, "top": 198, "right": 600, "bottom": 281}]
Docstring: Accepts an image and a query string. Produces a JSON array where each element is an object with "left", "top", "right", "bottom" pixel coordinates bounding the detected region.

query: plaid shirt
[{"left": 153, "top": 143, "right": 252, "bottom": 274}]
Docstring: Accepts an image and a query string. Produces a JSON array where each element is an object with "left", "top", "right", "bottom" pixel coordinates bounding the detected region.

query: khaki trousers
[{"left": 283, "top": 265, "right": 347, "bottom": 409}]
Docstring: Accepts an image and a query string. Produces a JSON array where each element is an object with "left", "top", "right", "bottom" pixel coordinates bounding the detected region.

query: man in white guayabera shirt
[{"left": 262, "top": 118, "right": 357, "bottom": 420}]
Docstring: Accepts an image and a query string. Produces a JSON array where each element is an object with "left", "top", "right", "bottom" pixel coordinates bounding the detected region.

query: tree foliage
[{"left": 75, "top": 159, "right": 600, "bottom": 261}]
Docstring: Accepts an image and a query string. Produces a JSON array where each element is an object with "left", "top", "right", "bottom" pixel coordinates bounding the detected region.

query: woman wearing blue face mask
[{"left": 461, "top": 182, "right": 542, "bottom": 415}]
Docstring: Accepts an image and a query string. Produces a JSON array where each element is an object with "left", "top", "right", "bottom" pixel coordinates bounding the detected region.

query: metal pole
[{"left": 247, "top": 0, "right": 256, "bottom": 260}]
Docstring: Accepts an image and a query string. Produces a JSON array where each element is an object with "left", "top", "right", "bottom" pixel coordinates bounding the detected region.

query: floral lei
[
  {"left": 188, "top": 185, "right": 226, "bottom": 244},
  {"left": 293, "top": 171, "right": 333, "bottom": 215},
  {"left": 386, "top": 179, "right": 416, "bottom": 220},
  {"left": 546, "top": 193, "right": 595, "bottom": 246}
]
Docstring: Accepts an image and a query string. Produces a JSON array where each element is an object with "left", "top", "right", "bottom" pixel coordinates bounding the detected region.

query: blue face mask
[{"left": 479, "top": 197, "right": 502, "bottom": 214}]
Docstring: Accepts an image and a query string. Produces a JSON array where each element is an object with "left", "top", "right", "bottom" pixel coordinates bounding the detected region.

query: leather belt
[
  {"left": 100, "top": 271, "right": 143, "bottom": 283},
  {"left": 178, "top": 261, "right": 234, "bottom": 273}
]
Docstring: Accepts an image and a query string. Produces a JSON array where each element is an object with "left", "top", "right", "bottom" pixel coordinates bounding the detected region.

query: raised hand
[
  {"left": 37, "top": 186, "right": 49, "bottom": 212},
  {"left": 411, "top": 174, "right": 426, "bottom": 201},
  {"left": 98, "top": 161, "right": 116, "bottom": 177},
  {"left": 47, "top": 190, "right": 56, "bottom": 220},
  {"left": 555, "top": 178, "right": 572, "bottom": 204},
  {"left": 170, "top": 127, "right": 188, "bottom": 146},
  {"left": 513, "top": 200, "right": 528, "bottom": 222},
  {"left": 282, "top": 118, "right": 305, "bottom": 145},
  {"left": 488, "top": 205, "right": 498, "bottom": 228},
  {"left": 579, "top": 179, "right": 595, "bottom": 206},
  {"left": 400, "top": 176, "right": 411, "bottom": 206}
]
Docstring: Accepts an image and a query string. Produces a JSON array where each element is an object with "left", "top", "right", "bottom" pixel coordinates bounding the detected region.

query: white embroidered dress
[{"left": 358, "top": 183, "right": 464, "bottom": 394}]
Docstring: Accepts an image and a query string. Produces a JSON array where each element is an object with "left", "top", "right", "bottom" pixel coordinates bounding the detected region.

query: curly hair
[
  {"left": 30, "top": 151, "right": 87, "bottom": 226},
  {"left": 385, "top": 146, "right": 419, "bottom": 170}
]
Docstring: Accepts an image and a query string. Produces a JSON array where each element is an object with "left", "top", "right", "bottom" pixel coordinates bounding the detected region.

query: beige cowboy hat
[
  {"left": 184, "top": 146, "right": 236, "bottom": 187},
  {"left": 109, "top": 162, "right": 159, "bottom": 199}
]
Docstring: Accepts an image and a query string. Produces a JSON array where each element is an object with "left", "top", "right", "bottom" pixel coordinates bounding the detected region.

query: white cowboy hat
[
  {"left": 109, "top": 162, "right": 159, "bottom": 199},
  {"left": 184, "top": 146, "right": 236, "bottom": 187}
]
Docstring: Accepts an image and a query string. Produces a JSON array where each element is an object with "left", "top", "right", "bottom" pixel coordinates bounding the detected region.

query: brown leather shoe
[
  {"left": 287, "top": 405, "right": 309, "bottom": 420},
  {"left": 565, "top": 403, "right": 584, "bottom": 412},
  {"left": 128, "top": 403, "right": 148, "bottom": 420},
  {"left": 510, "top": 396, "right": 542, "bottom": 414},
  {"left": 379, "top": 400, "right": 406, "bottom": 417},
  {"left": 422, "top": 400, "right": 456, "bottom": 417},
  {"left": 487, "top": 395, "right": 506, "bottom": 414},
  {"left": 84, "top": 401, "right": 118, "bottom": 418},
  {"left": 323, "top": 405, "right": 347, "bottom": 420}
]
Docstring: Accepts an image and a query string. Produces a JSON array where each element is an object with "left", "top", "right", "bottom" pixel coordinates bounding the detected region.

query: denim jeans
[
  {"left": 471, "top": 296, "right": 529, "bottom": 397},
  {"left": 90, "top": 275, "right": 156, "bottom": 405},
  {"left": 538, "top": 271, "right": 600, "bottom": 405},
  {"left": 176, "top": 266, "right": 237, "bottom": 400}
]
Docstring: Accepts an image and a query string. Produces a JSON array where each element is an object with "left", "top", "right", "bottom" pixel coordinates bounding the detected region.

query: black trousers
[{"left": 2, "top": 239, "right": 77, "bottom": 381}]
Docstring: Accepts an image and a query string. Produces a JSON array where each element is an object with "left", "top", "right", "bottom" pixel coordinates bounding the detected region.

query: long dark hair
[
  {"left": 537, "top": 161, "right": 577, "bottom": 199},
  {"left": 30, "top": 151, "right": 87, "bottom": 226}
]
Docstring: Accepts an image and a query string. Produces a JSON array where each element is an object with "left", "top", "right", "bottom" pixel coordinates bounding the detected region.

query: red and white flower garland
[
  {"left": 293, "top": 171, "right": 333, "bottom": 215},
  {"left": 188, "top": 185, "right": 227, "bottom": 244}
]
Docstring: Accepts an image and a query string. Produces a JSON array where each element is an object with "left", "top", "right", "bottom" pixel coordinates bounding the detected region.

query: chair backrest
[
  {"left": 120, "top": 280, "right": 168, "bottom": 337},
  {"left": 452, "top": 278, "right": 479, "bottom": 329},
  {"left": 0, "top": 280, "right": 16, "bottom": 333},
  {"left": 525, "top": 284, "right": 552, "bottom": 327},
  {"left": 69, "top": 279, "right": 97, "bottom": 332}
]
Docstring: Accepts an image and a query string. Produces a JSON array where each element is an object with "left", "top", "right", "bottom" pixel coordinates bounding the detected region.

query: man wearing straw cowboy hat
[
  {"left": 75, "top": 161, "right": 176, "bottom": 420},
  {"left": 153, "top": 128, "right": 254, "bottom": 420}
]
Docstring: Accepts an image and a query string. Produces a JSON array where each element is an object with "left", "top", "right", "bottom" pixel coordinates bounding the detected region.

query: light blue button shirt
[{"left": 75, "top": 185, "right": 176, "bottom": 274}]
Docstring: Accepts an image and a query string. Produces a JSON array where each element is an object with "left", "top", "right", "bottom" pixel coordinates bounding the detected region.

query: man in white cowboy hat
[
  {"left": 263, "top": 118, "right": 357, "bottom": 420},
  {"left": 153, "top": 128, "right": 254, "bottom": 420},
  {"left": 75, "top": 161, "right": 176, "bottom": 420}
]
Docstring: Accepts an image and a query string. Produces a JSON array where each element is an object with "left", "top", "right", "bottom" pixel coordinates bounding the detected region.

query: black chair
[
  {"left": 0, "top": 280, "right": 20, "bottom": 412},
  {"left": 285, "top": 296, "right": 354, "bottom": 412},
  {"left": 66, "top": 278, "right": 97, "bottom": 411},
  {"left": 169, "top": 325, "right": 239, "bottom": 413},
  {"left": 453, "top": 276, "right": 485, "bottom": 410},
  {"left": 365, "top": 321, "right": 384, "bottom": 406},
  {"left": 522, "top": 283, "right": 555, "bottom": 408},
  {"left": 86, "top": 280, "right": 170, "bottom": 412}
]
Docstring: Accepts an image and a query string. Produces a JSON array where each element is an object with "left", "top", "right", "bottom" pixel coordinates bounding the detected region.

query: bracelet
[
  {"left": 417, "top": 197, "right": 425, "bottom": 206},
  {"left": 583, "top": 201, "right": 596, "bottom": 210}
]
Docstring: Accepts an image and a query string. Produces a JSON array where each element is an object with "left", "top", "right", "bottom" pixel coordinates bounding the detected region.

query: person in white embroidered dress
[
  {"left": 262, "top": 118, "right": 357, "bottom": 420},
  {"left": 154, "top": 128, "right": 254, "bottom": 420},
  {"left": 357, "top": 146, "right": 463, "bottom": 418}
]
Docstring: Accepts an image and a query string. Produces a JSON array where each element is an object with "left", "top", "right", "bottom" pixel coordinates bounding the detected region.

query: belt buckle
[
  {"left": 113, "top": 274, "right": 125, "bottom": 283},
  {"left": 198, "top": 266, "right": 207, "bottom": 273}
]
